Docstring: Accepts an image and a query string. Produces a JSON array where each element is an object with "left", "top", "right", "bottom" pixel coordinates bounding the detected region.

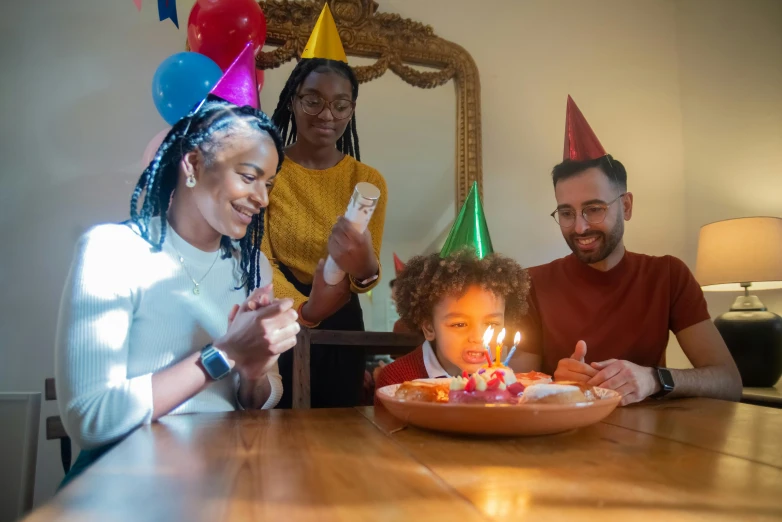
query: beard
[{"left": 565, "top": 218, "right": 624, "bottom": 265}]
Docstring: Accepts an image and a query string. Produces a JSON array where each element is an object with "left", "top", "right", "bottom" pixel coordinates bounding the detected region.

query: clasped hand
[
  {"left": 554, "top": 341, "right": 659, "bottom": 406},
  {"left": 217, "top": 285, "right": 300, "bottom": 380}
]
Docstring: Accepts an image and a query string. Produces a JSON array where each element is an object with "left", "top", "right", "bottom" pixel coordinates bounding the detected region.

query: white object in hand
[{"left": 323, "top": 182, "right": 382, "bottom": 285}]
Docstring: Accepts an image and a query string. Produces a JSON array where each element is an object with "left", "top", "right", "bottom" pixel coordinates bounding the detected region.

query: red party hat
[
  {"left": 393, "top": 253, "right": 406, "bottom": 276},
  {"left": 563, "top": 95, "right": 606, "bottom": 161},
  {"left": 209, "top": 43, "right": 259, "bottom": 109}
]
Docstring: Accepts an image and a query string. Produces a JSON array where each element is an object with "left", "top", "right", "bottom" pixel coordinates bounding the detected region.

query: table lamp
[{"left": 695, "top": 217, "right": 782, "bottom": 387}]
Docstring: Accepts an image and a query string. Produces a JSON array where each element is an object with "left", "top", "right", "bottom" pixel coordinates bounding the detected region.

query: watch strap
[
  {"left": 350, "top": 265, "right": 381, "bottom": 292},
  {"left": 355, "top": 273, "right": 379, "bottom": 287}
]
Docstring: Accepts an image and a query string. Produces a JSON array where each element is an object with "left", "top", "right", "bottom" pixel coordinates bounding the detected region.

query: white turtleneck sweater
[{"left": 55, "top": 217, "right": 282, "bottom": 449}]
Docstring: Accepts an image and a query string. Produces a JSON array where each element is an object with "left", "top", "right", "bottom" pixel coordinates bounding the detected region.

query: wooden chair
[
  {"left": 44, "top": 378, "right": 71, "bottom": 474},
  {"left": 292, "top": 329, "right": 423, "bottom": 409},
  {"left": 0, "top": 392, "right": 40, "bottom": 520}
]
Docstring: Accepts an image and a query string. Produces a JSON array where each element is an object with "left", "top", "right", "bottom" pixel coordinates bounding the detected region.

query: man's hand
[
  {"left": 587, "top": 359, "right": 660, "bottom": 406},
  {"left": 553, "top": 340, "right": 598, "bottom": 382}
]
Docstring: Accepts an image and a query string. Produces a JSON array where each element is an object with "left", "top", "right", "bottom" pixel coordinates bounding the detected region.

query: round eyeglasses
[
  {"left": 550, "top": 193, "right": 627, "bottom": 227},
  {"left": 296, "top": 94, "right": 355, "bottom": 120}
]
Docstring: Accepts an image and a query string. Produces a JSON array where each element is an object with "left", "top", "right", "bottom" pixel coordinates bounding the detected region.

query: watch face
[
  {"left": 203, "top": 350, "right": 231, "bottom": 380},
  {"left": 658, "top": 368, "right": 675, "bottom": 390}
]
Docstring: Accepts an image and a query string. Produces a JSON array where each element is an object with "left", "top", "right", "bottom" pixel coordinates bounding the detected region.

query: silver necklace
[{"left": 170, "top": 236, "right": 220, "bottom": 295}]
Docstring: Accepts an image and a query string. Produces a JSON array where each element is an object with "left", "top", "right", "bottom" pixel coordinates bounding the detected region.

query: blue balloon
[{"left": 151, "top": 52, "right": 223, "bottom": 125}]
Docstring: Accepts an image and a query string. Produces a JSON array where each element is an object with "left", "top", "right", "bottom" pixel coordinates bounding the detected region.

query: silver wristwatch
[{"left": 200, "top": 344, "right": 231, "bottom": 381}]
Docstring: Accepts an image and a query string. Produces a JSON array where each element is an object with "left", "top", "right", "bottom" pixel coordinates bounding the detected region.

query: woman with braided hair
[
  {"left": 55, "top": 99, "right": 300, "bottom": 486},
  {"left": 262, "top": 7, "right": 387, "bottom": 409}
]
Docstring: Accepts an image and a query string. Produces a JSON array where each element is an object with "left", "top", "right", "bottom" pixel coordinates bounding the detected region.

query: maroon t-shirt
[{"left": 523, "top": 252, "right": 711, "bottom": 374}]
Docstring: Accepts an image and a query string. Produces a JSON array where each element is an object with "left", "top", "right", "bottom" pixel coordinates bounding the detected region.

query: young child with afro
[{"left": 374, "top": 248, "right": 540, "bottom": 403}]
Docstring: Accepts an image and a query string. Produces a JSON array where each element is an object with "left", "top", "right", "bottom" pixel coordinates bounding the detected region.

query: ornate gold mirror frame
[{"left": 257, "top": 0, "right": 483, "bottom": 206}]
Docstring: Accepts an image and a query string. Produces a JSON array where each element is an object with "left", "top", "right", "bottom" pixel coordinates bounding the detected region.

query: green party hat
[{"left": 440, "top": 181, "right": 494, "bottom": 259}]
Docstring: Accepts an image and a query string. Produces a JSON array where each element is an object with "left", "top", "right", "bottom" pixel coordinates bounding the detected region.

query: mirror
[{"left": 355, "top": 61, "right": 455, "bottom": 331}]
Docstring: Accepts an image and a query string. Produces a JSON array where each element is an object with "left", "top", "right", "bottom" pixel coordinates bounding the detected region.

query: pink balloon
[{"left": 142, "top": 128, "right": 171, "bottom": 166}]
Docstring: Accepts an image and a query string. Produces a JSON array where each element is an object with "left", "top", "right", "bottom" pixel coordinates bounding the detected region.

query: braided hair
[
  {"left": 129, "top": 99, "right": 284, "bottom": 295},
  {"left": 271, "top": 58, "right": 361, "bottom": 161}
]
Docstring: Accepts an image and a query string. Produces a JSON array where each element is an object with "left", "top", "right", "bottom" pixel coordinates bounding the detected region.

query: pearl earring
[{"left": 185, "top": 175, "right": 196, "bottom": 188}]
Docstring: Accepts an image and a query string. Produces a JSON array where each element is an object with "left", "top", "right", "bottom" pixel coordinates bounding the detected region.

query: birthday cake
[
  {"left": 389, "top": 327, "right": 596, "bottom": 406},
  {"left": 448, "top": 368, "right": 519, "bottom": 404},
  {"left": 389, "top": 368, "right": 602, "bottom": 406}
]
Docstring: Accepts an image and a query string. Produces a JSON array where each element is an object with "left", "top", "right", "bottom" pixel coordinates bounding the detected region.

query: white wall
[
  {"left": 1, "top": 0, "right": 780, "bottom": 508},
  {"left": 676, "top": 0, "right": 782, "bottom": 326}
]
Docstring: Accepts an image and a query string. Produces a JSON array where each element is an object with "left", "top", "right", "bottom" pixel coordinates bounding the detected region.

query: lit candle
[
  {"left": 495, "top": 328, "right": 506, "bottom": 367},
  {"left": 483, "top": 326, "right": 494, "bottom": 365},
  {"left": 503, "top": 331, "right": 522, "bottom": 366}
]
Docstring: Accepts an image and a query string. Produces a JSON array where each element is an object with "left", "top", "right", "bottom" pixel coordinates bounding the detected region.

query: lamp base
[{"left": 714, "top": 309, "right": 782, "bottom": 387}]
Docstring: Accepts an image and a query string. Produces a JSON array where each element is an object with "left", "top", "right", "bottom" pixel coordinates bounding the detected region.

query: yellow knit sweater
[{"left": 261, "top": 155, "right": 387, "bottom": 313}]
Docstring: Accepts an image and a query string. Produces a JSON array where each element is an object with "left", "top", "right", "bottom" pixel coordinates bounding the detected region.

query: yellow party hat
[{"left": 301, "top": 3, "right": 348, "bottom": 63}]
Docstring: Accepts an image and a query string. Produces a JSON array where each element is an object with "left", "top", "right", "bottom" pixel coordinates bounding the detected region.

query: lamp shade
[{"left": 695, "top": 216, "right": 782, "bottom": 292}]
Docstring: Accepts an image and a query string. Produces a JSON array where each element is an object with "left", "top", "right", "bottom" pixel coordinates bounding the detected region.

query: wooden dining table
[{"left": 24, "top": 399, "right": 782, "bottom": 521}]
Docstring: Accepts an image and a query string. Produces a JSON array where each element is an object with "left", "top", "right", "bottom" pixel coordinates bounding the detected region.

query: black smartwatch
[{"left": 650, "top": 367, "right": 675, "bottom": 399}]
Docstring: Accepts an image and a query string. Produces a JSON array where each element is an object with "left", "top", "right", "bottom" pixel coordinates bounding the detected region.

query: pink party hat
[{"left": 209, "top": 43, "right": 259, "bottom": 109}]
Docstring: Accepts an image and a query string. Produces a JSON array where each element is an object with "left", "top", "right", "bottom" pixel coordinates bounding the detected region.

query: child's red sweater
[{"left": 374, "top": 345, "right": 427, "bottom": 407}]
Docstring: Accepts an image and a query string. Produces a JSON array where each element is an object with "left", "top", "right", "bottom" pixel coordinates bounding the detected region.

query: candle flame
[
  {"left": 483, "top": 326, "right": 494, "bottom": 347},
  {"left": 496, "top": 328, "right": 506, "bottom": 345},
  {"left": 514, "top": 331, "right": 521, "bottom": 345}
]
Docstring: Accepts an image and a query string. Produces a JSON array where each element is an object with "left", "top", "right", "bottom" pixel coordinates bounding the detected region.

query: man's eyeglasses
[
  {"left": 296, "top": 94, "right": 355, "bottom": 120},
  {"left": 550, "top": 193, "right": 627, "bottom": 227}
]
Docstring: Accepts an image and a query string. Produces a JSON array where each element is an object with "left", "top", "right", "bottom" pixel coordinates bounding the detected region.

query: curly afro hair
[{"left": 394, "top": 249, "right": 530, "bottom": 331}]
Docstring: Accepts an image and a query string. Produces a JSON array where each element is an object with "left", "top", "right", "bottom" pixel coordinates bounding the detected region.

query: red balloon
[{"left": 188, "top": 0, "right": 267, "bottom": 71}]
